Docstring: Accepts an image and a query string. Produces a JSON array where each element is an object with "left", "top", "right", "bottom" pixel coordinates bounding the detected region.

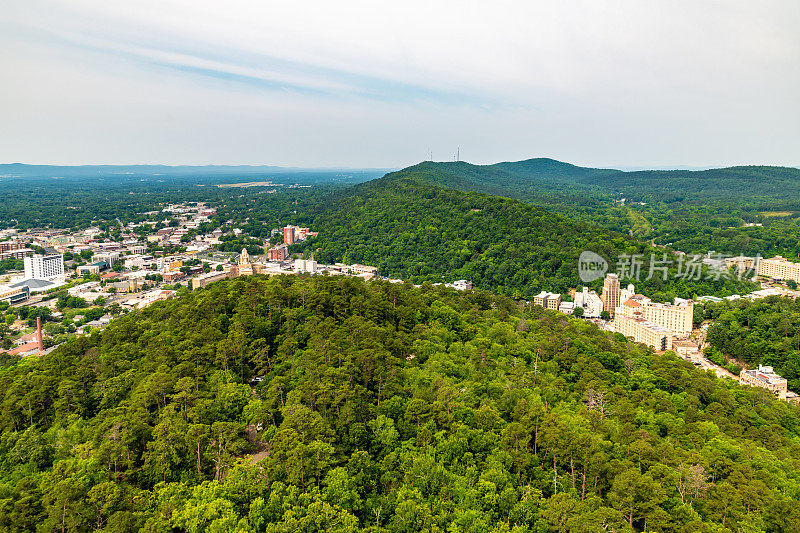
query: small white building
[
  {"left": 558, "top": 301, "right": 575, "bottom": 315},
  {"left": 293, "top": 258, "right": 318, "bottom": 274}
]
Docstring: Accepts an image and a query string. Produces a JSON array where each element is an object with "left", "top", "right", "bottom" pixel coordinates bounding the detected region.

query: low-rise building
[
  {"left": 740, "top": 365, "right": 789, "bottom": 400},
  {"left": 92, "top": 251, "right": 120, "bottom": 267},
  {"left": 0, "top": 284, "right": 29, "bottom": 304},
  {"left": 558, "top": 301, "right": 575, "bottom": 315},
  {"left": 533, "top": 291, "right": 561, "bottom": 310},
  {"left": 77, "top": 262, "right": 105, "bottom": 276},
  {"left": 192, "top": 270, "right": 232, "bottom": 290},
  {"left": 68, "top": 281, "right": 101, "bottom": 295},
  {"left": 0, "top": 248, "right": 32, "bottom": 261},
  {"left": 671, "top": 339, "right": 700, "bottom": 357},
  {"left": 294, "top": 257, "right": 318, "bottom": 274}
]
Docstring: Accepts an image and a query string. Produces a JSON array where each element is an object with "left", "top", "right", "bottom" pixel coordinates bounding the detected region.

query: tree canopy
[{"left": 0, "top": 275, "right": 798, "bottom": 531}]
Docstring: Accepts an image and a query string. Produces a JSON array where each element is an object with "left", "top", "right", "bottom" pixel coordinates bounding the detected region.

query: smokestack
[{"left": 36, "top": 317, "right": 43, "bottom": 353}]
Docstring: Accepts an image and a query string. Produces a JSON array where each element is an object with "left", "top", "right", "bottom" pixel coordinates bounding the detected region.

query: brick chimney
[{"left": 36, "top": 317, "right": 43, "bottom": 353}]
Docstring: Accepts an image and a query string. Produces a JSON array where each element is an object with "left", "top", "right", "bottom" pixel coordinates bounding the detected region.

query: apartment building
[
  {"left": 641, "top": 301, "right": 693, "bottom": 337},
  {"left": 533, "top": 291, "right": 561, "bottom": 310},
  {"left": 0, "top": 248, "right": 32, "bottom": 261},
  {"left": 283, "top": 226, "right": 296, "bottom": 245},
  {"left": 757, "top": 256, "right": 800, "bottom": 283},
  {"left": 0, "top": 240, "right": 26, "bottom": 253},
  {"left": 267, "top": 244, "right": 289, "bottom": 261},
  {"left": 740, "top": 365, "right": 789, "bottom": 400},
  {"left": 613, "top": 314, "right": 672, "bottom": 351}
]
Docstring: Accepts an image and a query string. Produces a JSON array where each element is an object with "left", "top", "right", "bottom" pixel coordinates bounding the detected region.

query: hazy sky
[{"left": 2, "top": 1, "right": 799, "bottom": 168}]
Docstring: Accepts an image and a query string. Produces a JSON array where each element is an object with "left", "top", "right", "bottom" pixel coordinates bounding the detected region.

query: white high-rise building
[
  {"left": 24, "top": 254, "right": 65, "bottom": 282},
  {"left": 574, "top": 287, "right": 604, "bottom": 317}
]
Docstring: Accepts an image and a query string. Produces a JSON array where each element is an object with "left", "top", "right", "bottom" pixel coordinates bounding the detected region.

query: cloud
[{"left": 1, "top": 0, "right": 798, "bottom": 166}]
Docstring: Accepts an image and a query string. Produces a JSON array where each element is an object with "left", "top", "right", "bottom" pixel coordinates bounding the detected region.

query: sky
[{"left": 2, "top": 0, "right": 799, "bottom": 168}]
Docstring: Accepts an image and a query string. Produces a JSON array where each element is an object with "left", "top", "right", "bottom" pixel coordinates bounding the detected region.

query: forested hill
[
  {"left": 589, "top": 166, "right": 800, "bottom": 205},
  {"left": 2, "top": 275, "right": 800, "bottom": 531},
  {"left": 294, "top": 168, "right": 754, "bottom": 300},
  {"left": 391, "top": 159, "right": 800, "bottom": 206}
]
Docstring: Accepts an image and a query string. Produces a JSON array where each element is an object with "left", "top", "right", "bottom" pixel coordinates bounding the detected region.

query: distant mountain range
[{"left": 398, "top": 158, "right": 800, "bottom": 205}]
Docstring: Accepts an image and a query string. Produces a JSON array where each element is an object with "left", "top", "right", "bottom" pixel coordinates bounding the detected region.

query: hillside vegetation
[
  {"left": 704, "top": 296, "right": 800, "bottom": 390},
  {"left": 411, "top": 159, "right": 800, "bottom": 206},
  {"left": 339, "top": 159, "right": 800, "bottom": 260},
  {"left": 1, "top": 276, "right": 799, "bottom": 532},
  {"left": 294, "top": 168, "right": 755, "bottom": 300}
]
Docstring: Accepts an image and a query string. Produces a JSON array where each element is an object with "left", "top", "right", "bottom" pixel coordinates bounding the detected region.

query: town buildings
[
  {"left": 724, "top": 255, "right": 757, "bottom": 276},
  {"left": 558, "top": 301, "right": 575, "bottom": 314},
  {"left": 283, "top": 225, "right": 318, "bottom": 246},
  {"left": 451, "top": 279, "right": 473, "bottom": 291},
  {"left": 77, "top": 262, "right": 106, "bottom": 276},
  {"left": 283, "top": 226, "right": 296, "bottom": 245},
  {"left": 91, "top": 251, "right": 121, "bottom": 267},
  {"left": 236, "top": 249, "right": 255, "bottom": 276},
  {"left": 293, "top": 257, "right": 318, "bottom": 274}
]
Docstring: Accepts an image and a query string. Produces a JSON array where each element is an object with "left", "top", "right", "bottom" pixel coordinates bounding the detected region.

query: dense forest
[
  {"left": 293, "top": 169, "right": 756, "bottom": 301},
  {"left": 411, "top": 159, "right": 800, "bottom": 207},
  {"left": 394, "top": 160, "right": 800, "bottom": 259},
  {"left": 704, "top": 296, "right": 800, "bottom": 391},
  {"left": 0, "top": 276, "right": 799, "bottom": 531}
]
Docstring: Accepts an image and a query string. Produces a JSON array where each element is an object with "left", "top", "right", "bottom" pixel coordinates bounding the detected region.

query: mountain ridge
[{"left": 370, "top": 158, "right": 800, "bottom": 206}]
